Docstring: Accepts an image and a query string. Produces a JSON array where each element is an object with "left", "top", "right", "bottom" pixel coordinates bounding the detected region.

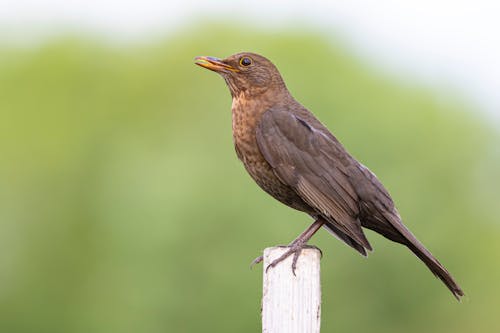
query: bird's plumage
[
  {"left": 256, "top": 108, "right": 371, "bottom": 251},
  {"left": 194, "top": 52, "right": 464, "bottom": 299},
  {"left": 256, "top": 107, "right": 463, "bottom": 299}
]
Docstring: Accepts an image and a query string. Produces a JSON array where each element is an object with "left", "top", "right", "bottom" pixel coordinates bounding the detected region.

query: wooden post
[{"left": 262, "top": 247, "right": 321, "bottom": 333}]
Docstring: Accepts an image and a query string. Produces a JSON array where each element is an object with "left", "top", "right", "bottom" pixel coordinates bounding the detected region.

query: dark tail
[
  {"left": 363, "top": 209, "right": 464, "bottom": 300},
  {"left": 405, "top": 237, "right": 464, "bottom": 300},
  {"left": 380, "top": 211, "right": 465, "bottom": 300}
]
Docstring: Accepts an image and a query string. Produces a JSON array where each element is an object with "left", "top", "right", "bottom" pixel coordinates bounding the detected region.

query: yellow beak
[{"left": 194, "top": 56, "right": 239, "bottom": 73}]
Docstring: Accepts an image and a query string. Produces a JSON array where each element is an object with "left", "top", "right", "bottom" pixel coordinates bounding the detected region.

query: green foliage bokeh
[{"left": 1, "top": 25, "right": 499, "bottom": 333}]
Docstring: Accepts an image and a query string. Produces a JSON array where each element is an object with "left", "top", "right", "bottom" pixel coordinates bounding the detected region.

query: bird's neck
[
  {"left": 231, "top": 91, "right": 266, "bottom": 138},
  {"left": 231, "top": 88, "right": 290, "bottom": 127},
  {"left": 231, "top": 88, "right": 292, "bottom": 157}
]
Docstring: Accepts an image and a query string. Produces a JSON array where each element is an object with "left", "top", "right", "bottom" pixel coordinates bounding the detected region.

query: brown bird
[{"left": 194, "top": 52, "right": 464, "bottom": 299}]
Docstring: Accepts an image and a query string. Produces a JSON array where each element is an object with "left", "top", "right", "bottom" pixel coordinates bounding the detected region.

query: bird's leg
[{"left": 251, "top": 218, "right": 325, "bottom": 275}]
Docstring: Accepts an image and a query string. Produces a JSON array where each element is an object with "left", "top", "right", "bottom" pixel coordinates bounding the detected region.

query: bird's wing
[{"left": 255, "top": 108, "right": 371, "bottom": 251}]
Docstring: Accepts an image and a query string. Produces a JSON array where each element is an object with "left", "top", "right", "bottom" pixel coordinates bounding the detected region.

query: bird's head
[{"left": 195, "top": 52, "right": 286, "bottom": 98}]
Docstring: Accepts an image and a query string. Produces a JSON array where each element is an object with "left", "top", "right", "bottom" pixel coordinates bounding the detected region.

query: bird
[{"left": 194, "top": 52, "right": 464, "bottom": 299}]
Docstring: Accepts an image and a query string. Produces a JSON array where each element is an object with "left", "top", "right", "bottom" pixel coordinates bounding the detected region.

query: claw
[
  {"left": 255, "top": 219, "right": 325, "bottom": 274},
  {"left": 307, "top": 245, "right": 323, "bottom": 258},
  {"left": 250, "top": 244, "right": 289, "bottom": 269},
  {"left": 265, "top": 244, "right": 321, "bottom": 275},
  {"left": 250, "top": 255, "right": 263, "bottom": 269},
  {"left": 291, "top": 249, "right": 302, "bottom": 275}
]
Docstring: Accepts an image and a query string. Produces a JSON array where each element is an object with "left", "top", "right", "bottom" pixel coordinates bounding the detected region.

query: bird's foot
[
  {"left": 250, "top": 243, "right": 322, "bottom": 275},
  {"left": 250, "top": 255, "right": 264, "bottom": 268},
  {"left": 266, "top": 242, "right": 322, "bottom": 275},
  {"left": 250, "top": 219, "right": 325, "bottom": 274},
  {"left": 249, "top": 244, "right": 288, "bottom": 269}
]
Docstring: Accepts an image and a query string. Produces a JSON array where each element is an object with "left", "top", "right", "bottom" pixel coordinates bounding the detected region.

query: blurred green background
[{"left": 1, "top": 25, "right": 500, "bottom": 333}]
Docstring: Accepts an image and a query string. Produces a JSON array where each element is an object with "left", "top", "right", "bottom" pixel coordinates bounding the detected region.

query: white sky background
[{"left": 1, "top": 0, "right": 499, "bottom": 120}]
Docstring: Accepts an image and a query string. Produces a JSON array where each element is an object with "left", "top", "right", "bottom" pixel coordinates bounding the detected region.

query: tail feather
[
  {"left": 381, "top": 211, "right": 465, "bottom": 300},
  {"left": 406, "top": 238, "right": 464, "bottom": 300}
]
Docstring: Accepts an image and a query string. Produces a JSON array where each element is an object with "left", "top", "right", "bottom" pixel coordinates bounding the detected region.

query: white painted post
[{"left": 262, "top": 247, "right": 322, "bottom": 333}]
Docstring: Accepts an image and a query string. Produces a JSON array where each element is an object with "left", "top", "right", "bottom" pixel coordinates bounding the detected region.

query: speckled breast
[{"left": 231, "top": 95, "right": 311, "bottom": 213}]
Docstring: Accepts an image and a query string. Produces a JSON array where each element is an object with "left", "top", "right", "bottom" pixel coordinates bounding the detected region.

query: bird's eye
[{"left": 240, "top": 57, "right": 252, "bottom": 67}]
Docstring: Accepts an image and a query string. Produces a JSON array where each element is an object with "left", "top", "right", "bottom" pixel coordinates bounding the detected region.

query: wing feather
[{"left": 256, "top": 108, "right": 372, "bottom": 251}]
